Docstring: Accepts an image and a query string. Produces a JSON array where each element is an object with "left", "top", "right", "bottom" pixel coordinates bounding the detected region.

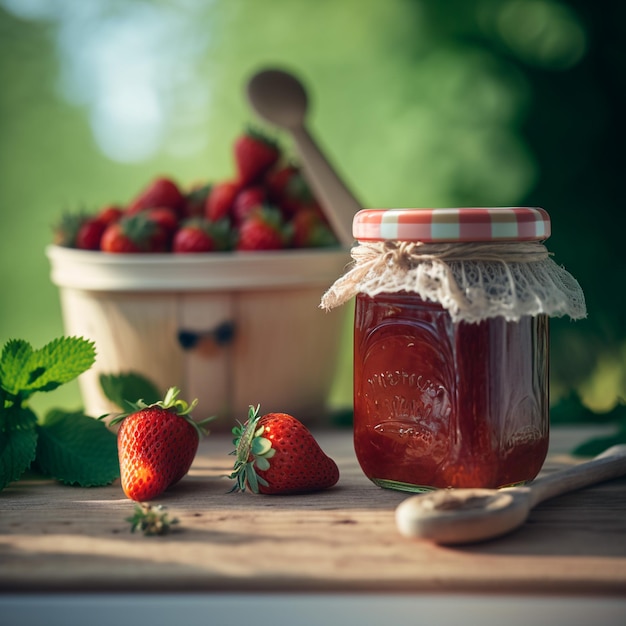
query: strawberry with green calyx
[
  {"left": 96, "top": 205, "right": 124, "bottom": 225},
  {"left": 53, "top": 210, "right": 90, "bottom": 248},
  {"left": 111, "top": 387, "right": 212, "bottom": 501},
  {"left": 100, "top": 212, "right": 170, "bottom": 253},
  {"left": 184, "top": 183, "right": 212, "bottom": 218},
  {"left": 229, "top": 405, "right": 340, "bottom": 494},
  {"left": 173, "top": 219, "right": 215, "bottom": 253},
  {"left": 266, "top": 163, "right": 299, "bottom": 199},
  {"left": 266, "top": 164, "right": 315, "bottom": 219},
  {"left": 75, "top": 217, "right": 107, "bottom": 250},
  {"left": 290, "top": 206, "right": 338, "bottom": 248},
  {"left": 74, "top": 205, "right": 125, "bottom": 249},
  {"left": 173, "top": 217, "right": 233, "bottom": 253},
  {"left": 232, "top": 185, "right": 266, "bottom": 226},
  {"left": 236, "top": 206, "right": 292, "bottom": 251},
  {"left": 145, "top": 206, "right": 180, "bottom": 249},
  {"left": 54, "top": 206, "right": 125, "bottom": 250},
  {"left": 146, "top": 206, "right": 180, "bottom": 234},
  {"left": 100, "top": 221, "right": 141, "bottom": 253},
  {"left": 234, "top": 127, "right": 281, "bottom": 186}
]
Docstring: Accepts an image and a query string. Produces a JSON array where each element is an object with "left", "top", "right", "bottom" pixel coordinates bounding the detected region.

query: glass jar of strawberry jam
[{"left": 321, "top": 207, "right": 586, "bottom": 492}]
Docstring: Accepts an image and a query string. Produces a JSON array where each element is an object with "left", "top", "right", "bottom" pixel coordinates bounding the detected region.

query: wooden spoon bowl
[{"left": 396, "top": 445, "right": 626, "bottom": 544}]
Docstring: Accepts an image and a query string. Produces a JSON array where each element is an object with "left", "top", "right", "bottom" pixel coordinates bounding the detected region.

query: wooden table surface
[{"left": 1, "top": 426, "right": 625, "bottom": 596}]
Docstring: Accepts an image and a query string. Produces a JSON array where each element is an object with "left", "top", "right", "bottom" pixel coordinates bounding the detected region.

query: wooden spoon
[
  {"left": 246, "top": 68, "right": 361, "bottom": 247},
  {"left": 395, "top": 444, "right": 626, "bottom": 545}
]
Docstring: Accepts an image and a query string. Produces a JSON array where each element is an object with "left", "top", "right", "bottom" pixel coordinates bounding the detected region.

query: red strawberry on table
[
  {"left": 234, "top": 128, "right": 280, "bottom": 186},
  {"left": 229, "top": 405, "right": 340, "bottom": 494},
  {"left": 111, "top": 387, "right": 212, "bottom": 501}
]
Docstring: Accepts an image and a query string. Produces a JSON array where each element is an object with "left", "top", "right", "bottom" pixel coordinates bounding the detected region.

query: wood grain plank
[{"left": 1, "top": 428, "right": 625, "bottom": 594}]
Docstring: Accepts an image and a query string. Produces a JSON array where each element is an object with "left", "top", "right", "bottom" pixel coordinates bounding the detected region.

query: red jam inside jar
[
  {"left": 347, "top": 207, "right": 557, "bottom": 493},
  {"left": 353, "top": 292, "right": 549, "bottom": 491}
]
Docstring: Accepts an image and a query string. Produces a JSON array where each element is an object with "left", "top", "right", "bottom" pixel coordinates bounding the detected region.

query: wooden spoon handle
[
  {"left": 528, "top": 444, "right": 626, "bottom": 508},
  {"left": 290, "top": 125, "right": 361, "bottom": 248}
]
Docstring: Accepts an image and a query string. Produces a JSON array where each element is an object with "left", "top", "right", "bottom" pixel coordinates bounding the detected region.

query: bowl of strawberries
[{"left": 47, "top": 128, "right": 350, "bottom": 426}]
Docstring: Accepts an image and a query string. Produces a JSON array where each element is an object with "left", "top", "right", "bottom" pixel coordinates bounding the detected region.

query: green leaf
[
  {"left": 0, "top": 405, "right": 39, "bottom": 491},
  {"left": 255, "top": 456, "right": 271, "bottom": 471},
  {"left": 0, "top": 337, "right": 95, "bottom": 399},
  {"left": 36, "top": 409, "right": 120, "bottom": 486},
  {"left": 246, "top": 462, "right": 259, "bottom": 493},
  {"left": 251, "top": 436, "right": 272, "bottom": 456},
  {"left": 0, "top": 339, "right": 33, "bottom": 397},
  {"left": 0, "top": 403, "right": 38, "bottom": 432},
  {"left": 99, "top": 371, "right": 161, "bottom": 410}
]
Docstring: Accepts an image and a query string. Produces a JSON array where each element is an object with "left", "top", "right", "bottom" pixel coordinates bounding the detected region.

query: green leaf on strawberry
[{"left": 109, "top": 386, "right": 203, "bottom": 427}]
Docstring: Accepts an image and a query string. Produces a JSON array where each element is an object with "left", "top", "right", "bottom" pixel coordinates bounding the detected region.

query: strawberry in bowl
[{"left": 53, "top": 127, "right": 338, "bottom": 254}]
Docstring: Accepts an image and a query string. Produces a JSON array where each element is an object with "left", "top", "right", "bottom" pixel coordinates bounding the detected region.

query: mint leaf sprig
[
  {"left": 0, "top": 337, "right": 96, "bottom": 402},
  {"left": 0, "top": 336, "right": 119, "bottom": 491}
]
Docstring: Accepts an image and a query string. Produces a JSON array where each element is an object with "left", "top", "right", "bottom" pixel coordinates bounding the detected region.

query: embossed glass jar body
[
  {"left": 353, "top": 292, "right": 550, "bottom": 491},
  {"left": 321, "top": 207, "right": 584, "bottom": 492}
]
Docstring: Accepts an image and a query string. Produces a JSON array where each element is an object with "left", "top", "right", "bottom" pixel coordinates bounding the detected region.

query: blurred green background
[{"left": 1, "top": 0, "right": 625, "bottom": 417}]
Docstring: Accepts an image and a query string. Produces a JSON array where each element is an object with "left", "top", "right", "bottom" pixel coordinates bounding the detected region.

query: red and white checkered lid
[{"left": 353, "top": 207, "right": 551, "bottom": 243}]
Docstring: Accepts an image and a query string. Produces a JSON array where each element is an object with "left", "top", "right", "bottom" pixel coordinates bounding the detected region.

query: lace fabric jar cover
[{"left": 322, "top": 207, "right": 586, "bottom": 492}]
